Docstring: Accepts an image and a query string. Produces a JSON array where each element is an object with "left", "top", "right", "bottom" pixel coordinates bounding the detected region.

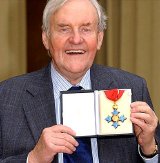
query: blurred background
[{"left": 0, "top": 0, "right": 160, "bottom": 119}]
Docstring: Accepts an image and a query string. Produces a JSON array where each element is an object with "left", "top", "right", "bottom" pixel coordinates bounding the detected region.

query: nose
[{"left": 69, "top": 30, "right": 83, "bottom": 44}]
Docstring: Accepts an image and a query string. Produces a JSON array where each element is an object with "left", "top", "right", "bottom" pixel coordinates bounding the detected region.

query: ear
[
  {"left": 97, "top": 31, "right": 104, "bottom": 50},
  {"left": 42, "top": 31, "right": 49, "bottom": 50}
]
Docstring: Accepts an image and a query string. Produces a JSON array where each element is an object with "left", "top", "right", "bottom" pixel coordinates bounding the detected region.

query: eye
[
  {"left": 81, "top": 27, "right": 91, "bottom": 32},
  {"left": 80, "top": 26, "right": 94, "bottom": 35},
  {"left": 60, "top": 27, "right": 71, "bottom": 33}
]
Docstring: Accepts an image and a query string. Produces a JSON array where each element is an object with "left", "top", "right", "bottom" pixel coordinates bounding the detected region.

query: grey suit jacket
[{"left": 0, "top": 64, "right": 160, "bottom": 163}]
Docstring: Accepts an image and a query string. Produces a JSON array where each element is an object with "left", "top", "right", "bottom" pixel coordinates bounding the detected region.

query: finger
[
  {"left": 131, "top": 102, "right": 154, "bottom": 116},
  {"left": 51, "top": 137, "right": 77, "bottom": 152},
  {"left": 41, "top": 126, "right": 79, "bottom": 149},
  {"left": 133, "top": 123, "right": 142, "bottom": 136},
  {"left": 130, "top": 117, "right": 148, "bottom": 130},
  {"left": 52, "top": 144, "right": 75, "bottom": 154},
  {"left": 131, "top": 104, "right": 158, "bottom": 125},
  {"left": 131, "top": 112, "right": 151, "bottom": 124},
  {"left": 37, "top": 132, "right": 77, "bottom": 155},
  {"left": 51, "top": 132, "right": 79, "bottom": 147},
  {"left": 131, "top": 109, "right": 158, "bottom": 127},
  {"left": 50, "top": 124, "right": 76, "bottom": 136},
  {"left": 45, "top": 138, "right": 76, "bottom": 154},
  {"left": 131, "top": 115, "right": 157, "bottom": 134},
  {"left": 131, "top": 101, "right": 148, "bottom": 107}
]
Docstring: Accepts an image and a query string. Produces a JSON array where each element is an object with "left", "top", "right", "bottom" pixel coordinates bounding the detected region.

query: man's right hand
[{"left": 28, "top": 124, "right": 79, "bottom": 163}]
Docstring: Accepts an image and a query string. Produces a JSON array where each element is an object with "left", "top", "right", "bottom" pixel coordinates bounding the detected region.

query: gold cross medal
[{"left": 104, "top": 89, "right": 127, "bottom": 129}]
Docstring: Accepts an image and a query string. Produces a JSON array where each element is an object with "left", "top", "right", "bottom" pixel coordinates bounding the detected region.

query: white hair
[{"left": 42, "top": 0, "right": 107, "bottom": 36}]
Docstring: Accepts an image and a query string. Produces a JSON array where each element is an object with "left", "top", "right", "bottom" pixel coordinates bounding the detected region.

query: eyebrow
[
  {"left": 57, "top": 24, "right": 70, "bottom": 27},
  {"left": 57, "top": 22, "right": 93, "bottom": 27},
  {"left": 81, "top": 23, "right": 92, "bottom": 26}
]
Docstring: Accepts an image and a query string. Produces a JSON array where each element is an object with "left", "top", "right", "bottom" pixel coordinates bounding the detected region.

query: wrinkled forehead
[{"left": 51, "top": 0, "right": 99, "bottom": 23}]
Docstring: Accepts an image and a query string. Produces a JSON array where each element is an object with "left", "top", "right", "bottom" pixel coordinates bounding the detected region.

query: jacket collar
[{"left": 23, "top": 64, "right": 56, "bottom": 142}]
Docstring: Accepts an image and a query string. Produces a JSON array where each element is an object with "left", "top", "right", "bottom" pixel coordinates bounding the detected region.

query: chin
[{"left": 67, "top": 66, "right": 89, "bottom": 74}]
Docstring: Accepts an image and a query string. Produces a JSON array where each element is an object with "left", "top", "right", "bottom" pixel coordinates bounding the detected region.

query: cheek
[
  {"left": 85, "top": 33, "right": 101, "bottom": 50},
  {"left": 87, "top": 38, "right": 99, "bottom": 53},
  {"left": 49, "top": 36, "right": 65, "bottom": 54}
]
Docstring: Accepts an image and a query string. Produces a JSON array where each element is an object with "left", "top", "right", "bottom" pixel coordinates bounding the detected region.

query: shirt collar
[{"left": 51, "top": 63, "right": 91, "bottom": 100}]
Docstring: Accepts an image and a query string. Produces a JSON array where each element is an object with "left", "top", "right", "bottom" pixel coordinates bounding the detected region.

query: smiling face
[{"left": 42, "top": 0, "right": 104, "bottom": 84}]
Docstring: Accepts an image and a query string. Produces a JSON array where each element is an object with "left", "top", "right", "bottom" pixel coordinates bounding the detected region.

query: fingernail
[{"left": 75, "top": 142, "right": 79, "bottom": 146}]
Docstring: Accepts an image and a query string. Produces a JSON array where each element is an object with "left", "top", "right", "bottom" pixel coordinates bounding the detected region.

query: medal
[{"left": 104, "top": 89, "right": 127, "bottom": 129}]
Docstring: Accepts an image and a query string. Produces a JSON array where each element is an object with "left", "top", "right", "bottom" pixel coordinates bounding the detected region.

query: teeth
[{"left": 65, "top": 50, "right": 85, "bottom": 54}]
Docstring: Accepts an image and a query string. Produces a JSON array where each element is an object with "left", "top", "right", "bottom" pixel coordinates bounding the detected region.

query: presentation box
[{"left": 61, "top": 89, "right": 133, "bottom": 137}]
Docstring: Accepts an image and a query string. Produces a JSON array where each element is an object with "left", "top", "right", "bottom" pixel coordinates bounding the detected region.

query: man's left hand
[{"left": 130, "top": 101, "right": 158, "bottom": 155}]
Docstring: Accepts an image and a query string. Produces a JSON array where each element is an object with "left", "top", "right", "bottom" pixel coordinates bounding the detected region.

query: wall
[{"left": 0, "top": 0, "right": 26, "bottom": 81}]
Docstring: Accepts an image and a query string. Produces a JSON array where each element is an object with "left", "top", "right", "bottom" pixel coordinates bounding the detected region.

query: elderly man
[{"left": 0, "top": 0, "right": 159, "bottom": 163}]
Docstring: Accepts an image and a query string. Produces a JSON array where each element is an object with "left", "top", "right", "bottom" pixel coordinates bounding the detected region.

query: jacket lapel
[
  {"left": 23, "top": 65, "right": 56, "bottom": 142},
  {"left": 90, "top": 64, "right": 118, "bottom": 90}
]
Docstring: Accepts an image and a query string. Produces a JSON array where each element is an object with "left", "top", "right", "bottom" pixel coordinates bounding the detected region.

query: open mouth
[{"left": 65, "top": 50, "right": 86, "bottom": 55}]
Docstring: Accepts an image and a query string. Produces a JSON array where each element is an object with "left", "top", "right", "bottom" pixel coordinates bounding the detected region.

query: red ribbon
[{"left": 104, "top": 89, "right": 124, "bottom": 102}]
